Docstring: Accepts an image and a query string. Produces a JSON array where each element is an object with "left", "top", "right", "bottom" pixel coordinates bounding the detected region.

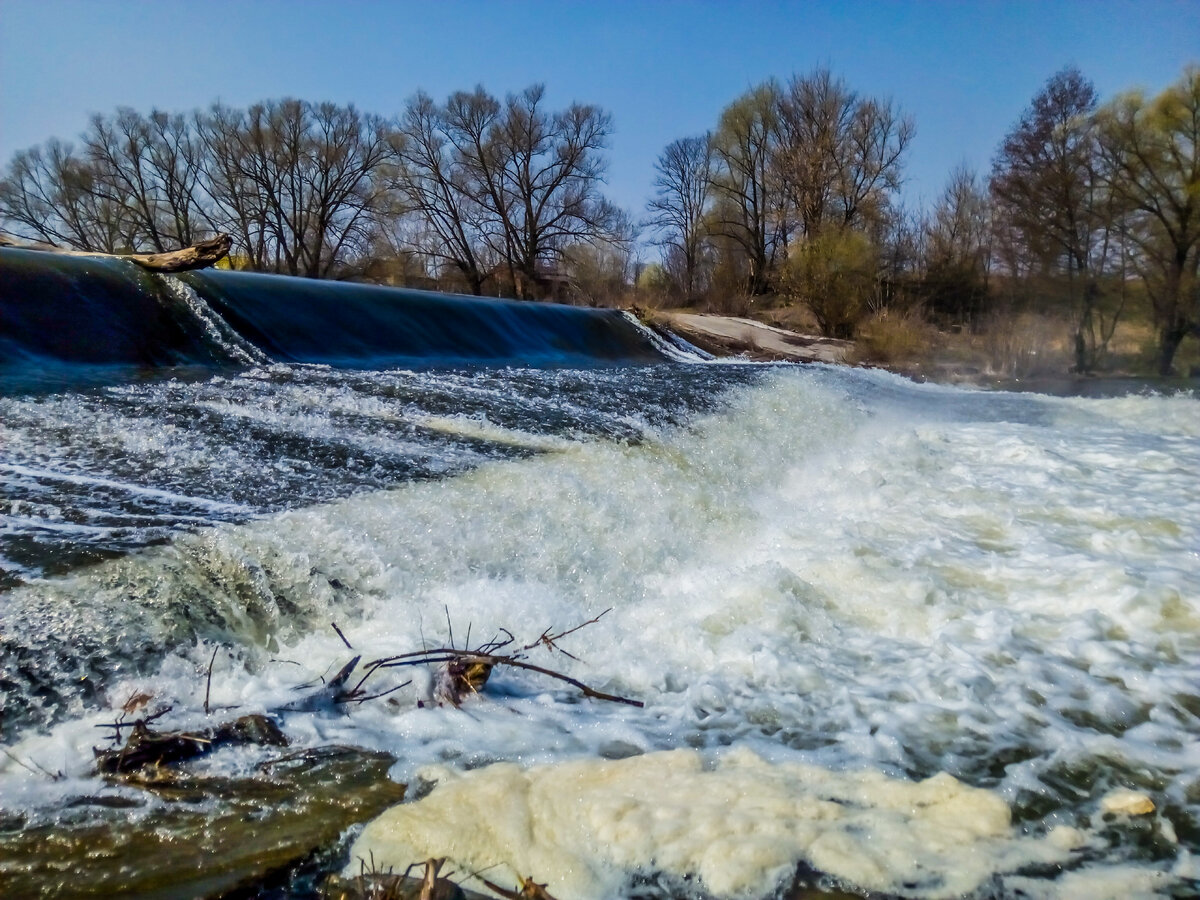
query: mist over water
[{"left": 1, "top": 354, "right": 1197, "bottom": 897}]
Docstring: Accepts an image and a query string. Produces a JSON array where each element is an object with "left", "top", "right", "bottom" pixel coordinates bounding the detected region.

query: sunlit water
[{"left": 1, "top": 362, "right": 1197, "bottom": 898}]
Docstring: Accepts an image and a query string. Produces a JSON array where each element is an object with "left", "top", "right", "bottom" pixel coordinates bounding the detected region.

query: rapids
[{"left": 1, "top": 254, "right": 1198, "bottom": 897}]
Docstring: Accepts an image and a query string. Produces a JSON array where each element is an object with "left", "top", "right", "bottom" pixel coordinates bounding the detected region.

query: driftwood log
[{"left": 0, "top": 232, "right": 232, "bottom": 273}]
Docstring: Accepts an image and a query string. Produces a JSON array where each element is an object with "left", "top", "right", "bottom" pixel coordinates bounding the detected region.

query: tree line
[
  {"left": 0, "top": 88, "right": 624, "bottom": 297},
  {"left": 646, "top": 64, "right": 1199, "bottom": 375},
  {"left": 1, "top": 66, "right": 1197, "bottom": 373}
]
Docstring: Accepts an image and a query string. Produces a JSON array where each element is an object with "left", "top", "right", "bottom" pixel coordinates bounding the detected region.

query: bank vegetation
[{"left": 1, "top": 66, "right": 1197, "bottom": 376}]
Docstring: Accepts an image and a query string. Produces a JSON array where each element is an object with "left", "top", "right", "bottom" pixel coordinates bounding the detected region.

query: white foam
[
  {"left": 349, "top": 746, "right": 1073, "bottom": 899},
  {"left": 2, "top": 367, "right": 1197, "bottom": 895}
]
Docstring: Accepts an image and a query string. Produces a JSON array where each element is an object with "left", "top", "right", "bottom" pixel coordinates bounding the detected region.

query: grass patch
[{"left": 852, "top": 311, "right": 936, "bottom": 367}]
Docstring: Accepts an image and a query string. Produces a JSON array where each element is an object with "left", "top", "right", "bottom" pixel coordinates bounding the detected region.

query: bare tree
[
  {"left": 0, "top": 140, "right": 127, "bottom": 251},
  {"left": 775, "top": 69, "right": 851, "bottom": 238},
  {"left": 493, "top": 85, "right": 622, "bottom": 298},
  {"left": 143, "top": 109, "right": 215, "bottom": 247},
  {"left": 561, "top": 236, "right": 634, "bottom": 306},
  {"left": 427, "top": 85, "right": 621, "bottom": 299},
  {"left": 645, "top": 134, "right": 714, "bottom": 301},
  {"left": 923, "top": 165, "right": 992, "bottom": 325},
  {"left": 391, "top": 90, "right": 498, "bottom": 295},
  {"left": 990, "top": 67, "right": 1114, "bottom": 370},
  {"left": 83, "top": 107, "right": 216, "bottom": 252},
  {"left": 775, "top": 69, "right": 913, "bottom": 238},
  {"left": 836, "top": 94, "right": 914, "bottom": 231},
  {"left": 198, "top": 99, "right": 398, "bottom": 277}
]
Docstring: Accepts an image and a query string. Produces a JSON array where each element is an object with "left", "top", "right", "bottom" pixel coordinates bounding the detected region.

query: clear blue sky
[{"left": 2, "top": 0, "right": 1197, "bottom": 221}]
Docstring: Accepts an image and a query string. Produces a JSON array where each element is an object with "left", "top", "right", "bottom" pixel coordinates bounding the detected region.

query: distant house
[{"left": 480, "top": 261, "right": 573, "bottom": 301}]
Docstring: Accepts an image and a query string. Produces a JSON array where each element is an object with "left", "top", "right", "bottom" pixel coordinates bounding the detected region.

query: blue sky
[{"left": 2, "top": 0, "right": 1197, "bottom": 221}]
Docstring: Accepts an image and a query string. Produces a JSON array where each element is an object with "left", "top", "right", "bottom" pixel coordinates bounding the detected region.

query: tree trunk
[
  {"left": 1157, "top": 322, "right": 1188, "bottom": 377},
  {"left": 0, "top": 232, "right": 232, "bottom": 273}
]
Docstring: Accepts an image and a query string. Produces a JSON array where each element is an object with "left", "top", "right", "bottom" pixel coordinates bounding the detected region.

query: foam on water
[
  {"left": 352, "top": 747, "right": 1045, "bottom": 899},
  {"left": 1, "top": 365, "right": 1198, "bottom": 897}
]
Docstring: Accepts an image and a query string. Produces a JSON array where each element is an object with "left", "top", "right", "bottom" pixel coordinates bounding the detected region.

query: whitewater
[{"left": 1, "top": 353, "right": 1196, "bottom": 898}]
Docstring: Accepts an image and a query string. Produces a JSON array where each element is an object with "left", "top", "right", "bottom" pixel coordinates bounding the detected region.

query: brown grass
[{"left": 852, "top": 311, "right": 936, "bottom": 367}]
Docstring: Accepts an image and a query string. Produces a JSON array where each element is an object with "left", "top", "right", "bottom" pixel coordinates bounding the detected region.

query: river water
[
  {"left": 1, "top": 359, "right": 1196, "bottom": 898},
  {"left": 1, "top": 257, "right": 1198, "bottom": 898}
]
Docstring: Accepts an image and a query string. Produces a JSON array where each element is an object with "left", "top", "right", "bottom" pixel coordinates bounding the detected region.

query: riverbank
[
  {"left": 653, "top": 311, "right": 854, "bottom": 364},
  {"left": 653, "top": 309, "right": 1199, "bottom": 395}
]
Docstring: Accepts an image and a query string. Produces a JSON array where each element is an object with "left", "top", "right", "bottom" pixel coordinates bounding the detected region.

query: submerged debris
[
  {"left": 346, "top": 608, "right": 643, "bottom": 709},
  {"left": 476, "top": 873, "right": 560, "bottom": 900},
  {"left": 94, "top": 713, "right": 288, "bottom": 776},
  {"left": 323, "top": 856, "right": 487, "bottom": 900},
  {"left": 3, "top": 747, "right": 404, "bottom": 899}
]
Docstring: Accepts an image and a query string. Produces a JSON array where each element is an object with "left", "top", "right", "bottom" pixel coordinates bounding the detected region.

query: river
[{"left": 1, "top": 251, "right": 1197, "bottom": 898}]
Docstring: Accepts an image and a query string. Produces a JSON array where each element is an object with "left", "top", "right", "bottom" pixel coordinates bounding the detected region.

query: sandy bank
[{"left": 657, "top": 312, "right": 854, "bottom": 364}]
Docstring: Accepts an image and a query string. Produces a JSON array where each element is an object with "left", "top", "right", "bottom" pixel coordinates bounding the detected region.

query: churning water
[{"left": 0, "top": 256, "right": 1198, "bottom": 898}]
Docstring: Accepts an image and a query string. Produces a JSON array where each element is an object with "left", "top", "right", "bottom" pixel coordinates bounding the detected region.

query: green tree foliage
[
  {"left": 690, "top": 69, "right": 911, "bottom": 308},
  {"left": 708, "top": 83, "right": 785, "bottom": 296},
  {"left": 783, "top": 228, "right": 878, "bottom": 339},
  {"left": 1096, "top": 66, "right": 1200, "bottom": 375}
]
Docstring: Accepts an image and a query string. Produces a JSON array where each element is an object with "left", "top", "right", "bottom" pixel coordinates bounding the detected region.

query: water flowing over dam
[
  {"left": 1, "top": 249, "right": 1198, "bottom": 898},
  {"left": 0, "top": 248, "right": 669, "bottom": 381}
]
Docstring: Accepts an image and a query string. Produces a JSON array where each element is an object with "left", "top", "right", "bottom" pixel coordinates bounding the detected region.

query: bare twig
[
  {"left": 521, "top": 608, "right": 612, "bottom": 657},
  {"left": 332, "top": 621, "right": 354, "bottom": 650},
  {"left": 489, "top": 656, "right": 642, "bottom": 707},
  {"left": 95, "top": 705, "right": 173, "bottom": 741},
  {"left": 2, "top": 748, "right": 64, "bottom": 781},
  {"left": 335, "top": 679, "right": 412, "bottom": 705},
  {"left": 360, "top": 649, "right": 642, "bottom": 707},
  {"left": 313, "top": 611, "right": 638, "bottom": 710},
  {"left": 477, "top": 627, "right": 515, "bottom": 655},
  {"left": 204, "top": 646, "right": 219, "bottom": 715}
]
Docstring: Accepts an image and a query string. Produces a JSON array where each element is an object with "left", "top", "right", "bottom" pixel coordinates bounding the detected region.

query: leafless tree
[
  {"left": 197, "top": 99, "right": 398, "bottom": 278},
  {"left": 0, "top": 140, "right": 127, "bottom": 251},
  {"left": 391, "top": 90, "right": 498, "bottom": 294},
  {"left": 406, "top": 85, "right": 622, "bottom": 299},
  {"left": 775, "top": 69, "right": 913, "bottom": 238},
  {"left": 922, "top": 165, "right": 992, "bottom": 324},
  {"left": 84, "top": 107, "right": 216, "bottom": 252},
  {"left": 990, "top": 67, "right": 1114, "bottom": 369},
  {"left": 645, "top": 134, "right": 714, "bottom": 301},
  {"left": 490, "top": 85, "right": 622, "bottom": 298}
]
